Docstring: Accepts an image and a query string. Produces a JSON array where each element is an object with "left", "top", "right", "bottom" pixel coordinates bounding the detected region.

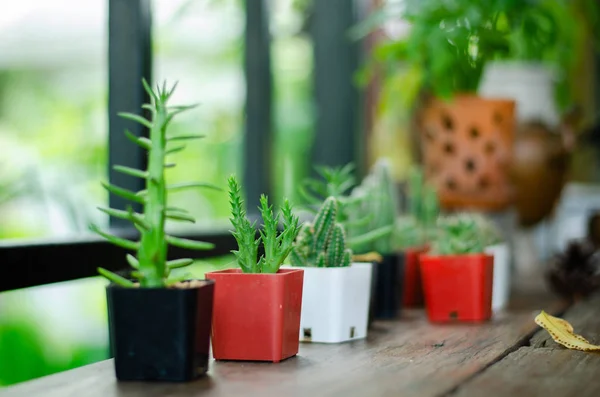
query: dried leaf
[{"left": 534, "top": 310, "right": 600, "bottom": 352}]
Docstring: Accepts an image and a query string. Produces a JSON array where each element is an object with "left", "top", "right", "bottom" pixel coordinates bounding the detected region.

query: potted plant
[
  {"left": 89, "top": 80, "right": 217, "bottom": 382},
  {"left": 345, "top": 159, "right": 400, "bottom": 320},
  {"left": 354, "top": 0, "right": 519, "bottom": 211},
  {"left": 395, "top": 167, "right": 439, "bottom": 308},
  {"left": 288, "top": 196, "right": 372, "bottom": 343},
  {"left": 297, "top": 162, "right": 395, "bottom": 321},
  {"left": 206, "top": 176, "right": 303, "bottom": 362},
  {"left": 472, "top": 213, "right": 512, "bottom": 312},
  {"left": 419, "top": 214, "right": 494, "bottom": 323}
]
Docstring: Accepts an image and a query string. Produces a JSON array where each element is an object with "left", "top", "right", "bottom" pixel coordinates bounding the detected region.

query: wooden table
[{"left": 2, "top": 279, "right": 599, "bottom": 397}]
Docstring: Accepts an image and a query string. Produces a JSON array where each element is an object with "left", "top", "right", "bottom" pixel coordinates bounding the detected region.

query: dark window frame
[{"left": 0, "top": 0, "right": 361, "bottom": 293}]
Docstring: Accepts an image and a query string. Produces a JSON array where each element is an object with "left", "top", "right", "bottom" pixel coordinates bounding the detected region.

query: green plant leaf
[
  {"left": 101, "top": 182, "right": 145, "bottom": 204},
  {"left": 167, "top": 258, "right": 195, "bottom": 269},
  {"left": 124, "top": 129, "right": 152, "bottom": 150},
  {"left": 166, "top": 134, "right": 206, "bottom": 141},
  {"left": 165, "top": 235, "right": 214, "bottom": 250},
  {"left": 89, "top": 224, "right": 140, "bottom": 251},
  {"left": 113, "top": 165, "right": 148, "bottom": 179},
  {"left": 118, "top": 112, "right": 153, "bottom": 129},
  {"left": 97, "top": 267, "right": 135, "bottom": 287},
  {"left": 126, "top": 254, "right": 140, "bottom": 269},
  {"left": 165, "top": 210, "right": 196, "bottom": 223},
  {"left": 96, "top": 206, "right": 150, "bottom": 230},
  {"left": 167, "top": 182, "right": 222, "bottom": 192},
  {"left": 165, "top": 145, "right": 186, "bottom": 155},
  {"left": 165, "top": 272, "right": 193, "bottom": 286}
]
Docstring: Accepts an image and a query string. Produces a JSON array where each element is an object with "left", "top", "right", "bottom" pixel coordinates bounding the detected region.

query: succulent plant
[
  {"left": 290, "top": 196, "right": 353, "bottom": 267},
  {"left": 345, "top": 159, "right": 398, "bottom": 254},
  {"left": 395, "top": 167, "right": 440, "bottom": 249},
  {"left": 89, "top": 79, "right": 219, "bottom": 288},
  {"left": 298, "top": 163, "right": 356, "bottom": 214},
  {"left": 430, "top": 214, "right": 485, "bottom": 255},
  {"left": 228, "top": 175, "right": 301, "bottom": 273}
]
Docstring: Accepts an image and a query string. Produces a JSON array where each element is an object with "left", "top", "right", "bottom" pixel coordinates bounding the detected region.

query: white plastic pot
[
  {"left": 288, "top": 262, "right": 373, "bottom": 343},
  {"left": 484, "top": 243, "right": 511, "bottom": 311}
]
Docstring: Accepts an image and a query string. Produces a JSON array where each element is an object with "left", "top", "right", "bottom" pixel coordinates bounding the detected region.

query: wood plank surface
[
  {"left": 449, "top": 293, "right": 600, "bottom": 397},
  {"left": 0, "top": 281, "right": 565, "bottom": 397}
]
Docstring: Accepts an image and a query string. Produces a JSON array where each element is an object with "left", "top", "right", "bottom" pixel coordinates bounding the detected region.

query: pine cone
[{"left": 546, "top": 239, "right": 600, "bottom": 301}]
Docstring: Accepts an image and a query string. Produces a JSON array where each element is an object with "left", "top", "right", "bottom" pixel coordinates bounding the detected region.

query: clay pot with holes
[{"left": 419, "top": 95, "right": 516, "bottom": 211}]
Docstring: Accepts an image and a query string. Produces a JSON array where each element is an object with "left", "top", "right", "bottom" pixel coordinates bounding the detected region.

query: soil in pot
[
  {"left": 106, "top": 279, "right": 215, "bottom": 382},
  {"left": 206, "top": 268, "right": 303, "bottom": 362},
  {"left": 420, "top": 254, "right": 494, "bottom": 322}
]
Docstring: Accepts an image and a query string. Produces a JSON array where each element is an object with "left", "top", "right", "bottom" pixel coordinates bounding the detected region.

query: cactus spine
[
  {"left": 90, "top": 80, "right": 217, "bottom": 288},
  {"left": 290, "top": 197, "right": 352, "bottom": 267}
]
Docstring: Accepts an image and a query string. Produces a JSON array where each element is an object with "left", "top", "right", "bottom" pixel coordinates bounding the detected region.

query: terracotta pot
[
  {"left": 206, "top": 268, "right": 304, "bottom": 363},
  {"left": 420, "top": 253, "right": 494, "bottom": 323},
  {"left": 419, "top": 94, "right": 516, "bottom": 211}
]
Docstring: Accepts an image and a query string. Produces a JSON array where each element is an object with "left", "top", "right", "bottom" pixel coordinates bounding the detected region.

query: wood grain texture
[
  {"left": 450, "top": 293, "right": 600, "bottom": 397},
  {"left": 0, "top": 306, "right": 561, "bottom": 397}
]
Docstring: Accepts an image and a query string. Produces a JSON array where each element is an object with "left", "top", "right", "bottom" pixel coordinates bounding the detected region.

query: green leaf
[
  {"left": 165, "top": 211, "right": 196, "bottom": 223},
  {"left": 167, "top": 258, "right": 194, "bottom": 269},
  {"left": 126, "top": 254, "right": 140, "bottom": 269},
  {"left": 96, "top": 206, "right": 150, "bottom": 230},
  {"left": 124, "top": 129, "right": 152, "bottom": 150},
  {"left": 167, "top": 182, "right": 222, "bottom": 192},
  {"left": 118, "top": 112, "right": 152, "bottom": 129},
  {"left": 89, "top": 224, "right": 140, "bottom": 251},
  {"left": 165, "top": 145, "right": 186, "bottom": 156},
  {"left": 166, "top": 134, "right": 206, "bottom": 141},
  {"left": 101, "top": 182, "right": 145, "bottom": 204},
  {"left": 141, "top": 78, "right": 159, "bottom": 103},
  {"left": 164, "top": 163, "right": 176, "bottom": 168},
  {"left": 97, "top": 267, "right": 135, "bottom": 287},
  {"left": 166, "top": 235, "right": 214, "bottom": 250},
  {"left": 165, "top": 272, "right": 193, "bottom": 287},
  {"left": 113, "top": 165, "right": 148, "bottom": 179}
]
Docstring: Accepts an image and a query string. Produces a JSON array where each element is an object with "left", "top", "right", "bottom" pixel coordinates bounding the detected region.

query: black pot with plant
[{"left": 89, "top": 80, "right": 218, "bottom": 382}]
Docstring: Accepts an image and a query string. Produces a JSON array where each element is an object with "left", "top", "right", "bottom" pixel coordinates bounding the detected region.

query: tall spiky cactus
[
  {"left": 290, "top": 196, "right": 352, "bottom": 267},
  {"left": 89, "top": 79, "right": 218, "bottom": 288},
  {"left": 228, "top": 175, "right": 301, "bottom": 273}
]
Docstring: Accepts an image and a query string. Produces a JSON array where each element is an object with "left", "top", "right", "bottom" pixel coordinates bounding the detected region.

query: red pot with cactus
[
  {"left": 419, "top": 215, "right": 494, "bottom": 323},
  {"left": 206, "top": 176, "right": 303, "bottom": 362}
]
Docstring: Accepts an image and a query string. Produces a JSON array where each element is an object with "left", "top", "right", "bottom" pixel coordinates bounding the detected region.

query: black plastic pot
[
  {"left": 369, "top": 253, "right": 404, "bottom": 320},
  {"left": 106, "top": 280, "right": 215, "bottom": 382}
]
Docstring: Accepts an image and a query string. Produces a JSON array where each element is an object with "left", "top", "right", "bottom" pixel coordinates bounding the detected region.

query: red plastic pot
[
  {"left": 205, "top": 268, "right": 304, "bottom": 362},
  {"left": 419, "top": 254, "right": 494, "bottom": 322},
  {"left": 401, "top": 246, "right": 429, "bottom": 308}
]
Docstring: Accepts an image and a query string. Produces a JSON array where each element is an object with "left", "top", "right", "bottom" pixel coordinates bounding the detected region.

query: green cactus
[
  {"left": 395, "top": 166, "right": 440, "bottom": 249},
  {"left": 290, "top": 196, "right": 352, "bottom": 267},
  {"left": 228, "top": 175, "right": 301, "bottom": 273},
  {"left": 89, "top": 79, "right": 219, "bottom": 288},
  {"left": 345, "top": 159, "right": 398, "bottom": 254}
]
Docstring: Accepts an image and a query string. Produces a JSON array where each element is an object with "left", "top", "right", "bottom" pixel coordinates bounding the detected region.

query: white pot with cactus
[{"left": 286, "top": 196, "right": 373, "bottom": 343}]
